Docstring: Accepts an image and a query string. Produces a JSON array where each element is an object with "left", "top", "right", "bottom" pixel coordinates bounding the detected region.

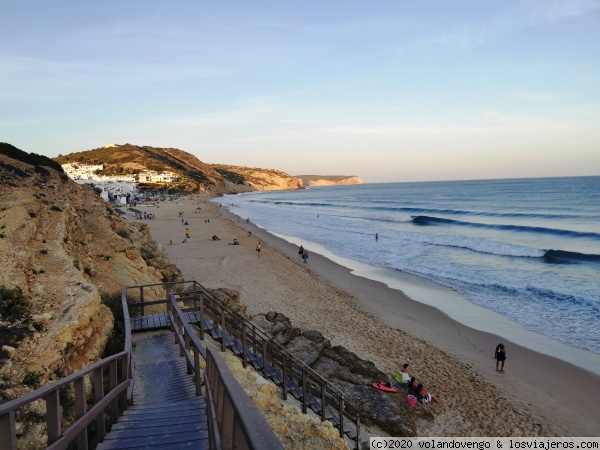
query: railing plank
[
  {"left": 94, "top": 367, "right": 106, "bottom": 442},
  {"left": 74, "top": 377, "right": 88, "bottom": 450},
  {"left": 0, "top": 411, "right": 17, "bottom": 450},
  {"left": 46, "top": 390, "right": 61, "bottom": 445}
]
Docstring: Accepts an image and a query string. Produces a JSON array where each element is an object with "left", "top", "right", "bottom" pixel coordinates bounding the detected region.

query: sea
[{"left": 213, "top": 177, "right": 600, "bottom": 363}]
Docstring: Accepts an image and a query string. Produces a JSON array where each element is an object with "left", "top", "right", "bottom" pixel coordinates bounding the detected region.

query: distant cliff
[{"left": 296, "top": 175, "right": 363, "bottom": 187}]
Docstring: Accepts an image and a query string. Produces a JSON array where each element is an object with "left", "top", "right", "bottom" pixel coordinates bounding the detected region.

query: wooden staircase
[{"left": 97, "top": 331, "right": 210, "bottom": 449}]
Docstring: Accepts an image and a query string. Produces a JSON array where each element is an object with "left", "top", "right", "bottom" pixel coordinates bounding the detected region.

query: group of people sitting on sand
[{"left": 387, "top": 363, "right": 440, "bottom": 405}]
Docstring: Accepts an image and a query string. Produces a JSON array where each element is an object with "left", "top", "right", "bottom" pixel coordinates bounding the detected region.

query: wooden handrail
[
  {"left": 0, "top": 287, "right": 137, "bottom": 450},
  {"left": 173, "top": 287, "right": 364, "bottom": 443},
  {"left": 166, "top": 292, "right": 283, "bottom": 450},
  {"left": 0, "top": 354, "right": 131, "bottom": 450}
]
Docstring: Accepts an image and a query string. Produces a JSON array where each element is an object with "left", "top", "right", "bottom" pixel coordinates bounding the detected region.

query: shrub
[
  {"left": 40, "top": 249, "right": 48, "bottom": 254},
  {"left": 83, "top": 267, "right": 92, "bottom": 276},
  {"left": 28, "top": 211, "right": 36, "bottom": 218},
  {"left": 115, "top": 228, "right": 130, "bottom": 240},
  {"left": 22, "top": 371, "right": 43, "bottom": 388},
  {"left": 50, "top": 205, "right": 62, "bottom": 212},
  {"left": 0, "top": 286, "right": 29, "bottom": 320},
  {"left": 0, "top": 234, "right": 4, "bottom": 239},
  {"left": 73, "top": 260, "right": 80, "bottom": 270},
  {"left": 101, "top": 292, "right": 126, "bottom": 357}
]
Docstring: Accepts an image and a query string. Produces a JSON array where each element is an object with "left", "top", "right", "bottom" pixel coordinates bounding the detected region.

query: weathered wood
[
  {"left": 74, "top": 377, "right": 88, "bottom": 450},
  {"left": 0, "top": 410, "right": 17, "bottom": 450},
  {"left": 46, "top": 389, "right": 61, "bottom": 445},
  {"left": 94, "top": 366, "right": 106, "bottom": 442}
]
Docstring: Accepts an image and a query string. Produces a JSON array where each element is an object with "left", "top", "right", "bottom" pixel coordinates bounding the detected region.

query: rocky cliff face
[
  {"left": 296, "top": 176, "right": 363, "bottom": 187},
  {"left": 196, "top": 164, "right": 302, "bottom": 192},
  {"left": 0, "top": 152, "right": 181, "bottom": 411}
]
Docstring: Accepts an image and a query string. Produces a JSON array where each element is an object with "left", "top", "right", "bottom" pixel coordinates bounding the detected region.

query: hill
[{"left": 54, "top": 144, "right": 301, "bottom": 193}]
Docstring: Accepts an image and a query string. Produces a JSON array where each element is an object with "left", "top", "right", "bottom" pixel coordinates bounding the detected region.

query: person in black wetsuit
[{"left": 495, "top": 343, "right": 507, "bottom": 373}]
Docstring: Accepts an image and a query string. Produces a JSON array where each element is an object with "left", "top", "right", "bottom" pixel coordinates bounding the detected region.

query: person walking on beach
[
  {"left": 185, "top": 227, "right": 190, "bottom": 239},
  {"left": 302, "top": 250, "right": 309, "bottom": 263},
  {"left": 375, "top": 233, "right": 379, "bottom": 241},
  {"left": 495, "top": 343, "right": 506, "bottom": 373},
  {"left": 256, "top": 242, "right": 261, "bottom": 256}
]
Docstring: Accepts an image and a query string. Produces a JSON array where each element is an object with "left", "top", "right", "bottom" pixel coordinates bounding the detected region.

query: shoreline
[
  {"left": 143, "top": 195, "right": 600, "bottom": 436},
  {"left": 262, "top": 227, "right": 600, "bottom": 377}
]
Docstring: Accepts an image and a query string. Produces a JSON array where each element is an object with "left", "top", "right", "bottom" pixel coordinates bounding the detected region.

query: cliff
[
  {"left": 0, "top": 144, "right": 181, "bottom": 416},
  {"left": 212, "top": 164, "right": 301, "bottom": 192},
  {"left": 295, "top": 175, "right": 363, "bottom": 187}
]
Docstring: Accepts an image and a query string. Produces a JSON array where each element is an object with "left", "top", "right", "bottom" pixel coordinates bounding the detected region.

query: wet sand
[{"left": 141, "top": 195, "right": 600, "bottom": 437}]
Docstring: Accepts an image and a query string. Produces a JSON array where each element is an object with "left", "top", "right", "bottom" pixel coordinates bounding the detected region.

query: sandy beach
[{"left": 141, "top": 195, "right": 600, "bottom": 437}]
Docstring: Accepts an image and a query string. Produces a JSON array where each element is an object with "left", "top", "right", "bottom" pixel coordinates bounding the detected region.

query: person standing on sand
[
  {"left": 303, "top": 250, "right": 309, "bottom": 263},
  {"left": 495, "top": 343, "right": 506, "bottom": 373},
  {"left": 375, "top": 233, "right": 379, "bottom": 241},
  {"left": 256, "top": 242, "right": 261, "bottom": 256}
]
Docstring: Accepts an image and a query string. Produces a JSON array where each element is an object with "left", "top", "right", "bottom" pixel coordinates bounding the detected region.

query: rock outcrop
[
  {"left": 253, "top": 312, "right": 419, "bottom": 437},
  {"left": 0, "top": 147, "right": 181, "bottom": 418}
]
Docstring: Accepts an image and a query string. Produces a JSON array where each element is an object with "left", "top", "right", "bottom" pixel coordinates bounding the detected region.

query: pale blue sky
[{"left": 1, "top": 1, "right": 599, "bottom": 182}]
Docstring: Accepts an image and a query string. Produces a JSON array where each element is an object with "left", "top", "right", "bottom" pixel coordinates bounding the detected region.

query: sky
[{"left": 1, "top": 1, "right": 599, "bottom": 183}]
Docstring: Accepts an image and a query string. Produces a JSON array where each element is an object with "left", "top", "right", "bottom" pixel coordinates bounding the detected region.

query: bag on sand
[{"left": 406, "top": 395, "right": 417, "bottom": 408}]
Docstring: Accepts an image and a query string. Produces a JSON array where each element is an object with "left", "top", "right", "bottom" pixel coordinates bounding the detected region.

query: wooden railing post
[
  {"left": 356, "top": 415, "right": 361, "bottom": 448},
  {"left": 179, "top": 321, "right": 185, "bottom": 356},
  {"left": 242, "top": 323, "right": 248, "bottom": 368},
  {"left": 124, "top": 352, "right": 133, "bottom": 408},
  {"left": 74, "top": 377, "right": 88, "bottom": 450},
  {"left": 139, "top": 286, "right": 144, "bottom": 317},
  {"left": 109, "top": 359, "right": 118, "bottom": 425},
  {"left": 220, "top": 308, "right": 226, "bottom": 352},
  {"left": 301, "top": 369, "right": 308, "bottom": 414},
  {"left": 46, "top": 389, "right": 61, "bottom": 445},
  {"left": 0, "top": 411, "right": 17, "bottom": 450},
  {"left": 175, "top": 313, "right": 179, "bottom": 344},
  {"left": 321, "top": 383, "right": 327, "bottom": 421},
  {"left": 199, "top": 294, "right": 205, "bottom": 340},
  {"left": 338, "top": 396, "right": 345, "bottom": 438},
  {"left": 262, "top": 340, "right": 268, "bottom": 378},
  {"left": 94, "top": 367, "right": 106, "bottom": 442},
  {"left": 194, "top": 347, "right": 202, "bottom": 396},
  {"left": 185, "top": 333, "right": 192, "bottom": 374},
  {"left": 282, "top": 356, "right": 288, "bottom": 400}
]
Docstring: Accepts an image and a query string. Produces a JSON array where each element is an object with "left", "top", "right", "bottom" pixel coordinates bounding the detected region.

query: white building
[
  {"left": 61, "top": 162, "right": 178, "bottom": 185},
  {"left": 62, "top": 163, "right": 104, "bottom": 180}
]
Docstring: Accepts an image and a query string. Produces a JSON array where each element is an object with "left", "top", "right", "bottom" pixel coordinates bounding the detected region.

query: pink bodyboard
[{"left": 371, "top": 382, "right": 397, "bottom": 393}]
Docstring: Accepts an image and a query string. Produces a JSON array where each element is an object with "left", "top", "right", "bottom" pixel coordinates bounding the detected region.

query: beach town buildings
[{"left": 61, "top": 162, "right": 179, "bottom": 204}]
